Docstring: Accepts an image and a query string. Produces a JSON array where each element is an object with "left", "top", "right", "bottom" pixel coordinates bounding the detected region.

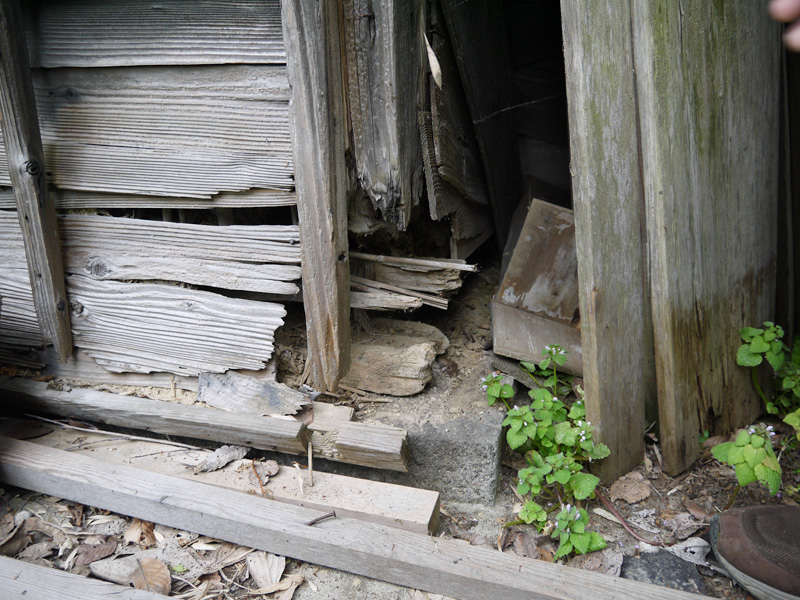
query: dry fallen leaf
[
  {"left": 74, "top": 539, "right": 117, "bottom": 566},
  {"left": 511, "top": 531, "right": 539, "bottom": 559},
  {"left": 124, "top": 519, "right": 156, "bottom": 548},
  {"left": 608, "top": 471, "right": 652, "bottom": 504},
  {"left": 246, "top": 551, "right": 285, "bottom": 589},
  {"left": 569, "top": 548, "right": 623, "bottom": 577},
  {"left": 130, "top": 557, "right": 171, "bottom": 595},
  {"left": 663, "top": 512, "right": 704, "bottom": 540},
  {"left": 193, "top": 445, "right": 249, "bottom": 473},
  {"left": 254, "top": 573, "right": 304, "bottom": 599},
  {"left": 18, "top": 541, "right": 55, "bottom": 561},
  {"left": 202, "top": 542, "right": 253, "bottom": 573}
]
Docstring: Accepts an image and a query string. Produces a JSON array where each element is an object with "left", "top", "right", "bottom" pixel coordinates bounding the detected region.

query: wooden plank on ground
[
  {"left": 24, "top": 0, "right": 285, "bottom": 68},
  {"left": 560, "top": 0, "right": 653, "bottom": 481},
  {"left": 0, "top": 438, "right": 712, "bottom": 600},
  {"left": 283, "top": 0, "right": 351, "bottom": 392},
  {"left": 0, "top": 0, "right": 71, "bottom": 361},
  {"left": 0, "top": 377, "right": 311, "bottom": 455},
  {"left": 198, "top": 371, "right": 309, "bottom": 415},
  {"left": 58, "top": 214, "right": 301, "bottom": 295},
  {"left": 0, "top": 555, "right": 163, "bottom": 600},
  {"left": 67, "top": 276, "right": 285, "bottom": 375},
  {"left": 342, "top": 0, "right": 425, "bottom": 231},
  {"left": 631, "top": 2, "right": 780, "bottom": 473}
]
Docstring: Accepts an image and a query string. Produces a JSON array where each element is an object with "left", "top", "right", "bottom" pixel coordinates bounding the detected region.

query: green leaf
[
  {"left": 507, "top": 429, "right": 529, "bottom": 450},
  {"left": 754, "top": 464, "right": 781, "bottom": 495},
  {"left": 589, "top": 443, "right": 611, "bottom": 460},
  {"left": 570, "top": 472, "right": 600, "bottom": 500},
  {"left": 553, "top": 354, "right": 567, "bottom": 367},
  {"left": 571, "top": 532, "right": 591, "bottom": 554},
  {"left": 742, "top": 445, "right": 767, "bottom": 469},
  {"left": 767, "top": 351, "right": 785, "bottom": 371},
  {"left": 587, "top": 532, "right": 607, "bottom": 552},
  {"left": 734, "top": 430, "right": 751, "bottom": 446},
  {"left": 727, "top": 445, "right": 745, "bottom": 465},
  {"left": 737, "top": 345, "right": 763, "bottom": 367},
  {"left": 500, "top": 384, "right": 515, "bottom": 398},
  {"left": 761, "top": 454, "right": 781, "bottom": 473},
  {"left": 554, "top": 421, "right": 578, "bottom": 445},
  {"left": 740, "top": 327, "right": 763, "bottom": 342},
  {"left": 750, "top": 336, "right": 770, "bottom": 353},
  {"left": 784, "top": 409, "right": 800, "bottom": 439},
  {"left": 783, "top": 377, "right": 796, "bottom": 390},
  {"left": 568, "top": 404, "right": 585, "bottom": 419},
  {"left": 520, "top": 361, "right": 537, "bottom": 373},
  {"left": 711, "top": 441, "right": 733, "bottom": 463},
  {"left": 735, "top": 462, "right": 757, "bottom": 487},
  {"left": 749, "top": 434, "right": 765, "bottom": 448},
  {"left": 553, "top": 469, "right": 571, "bottom": 484},
  {"left": 553, "top": 541, "right": 573, "bottom": 560},
  {"left": 539, "top": 357, "right": 552, "bottom": 371}
]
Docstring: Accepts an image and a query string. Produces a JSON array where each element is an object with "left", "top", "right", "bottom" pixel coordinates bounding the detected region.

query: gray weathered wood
[
  {"left": 0, "top": 555, "right": 164, "bottom": 600},
  {"left": 631, "top": 2, "right": 780, "bottom": 473},
  {"left": 0, "top": 438, "right": 712, "bottom": 600},
  {"left": 0, "top": 377, "right": 311, "bottom": 455},
  {"left": 560, "top": 0, "right": 652, "bottom": 481},
  {"left": 283, "top": 0, "right": 351, "bottom": 392},
  {"left": 58, "top": 214, "right": 301, "bottom": 295},
  {"left": 308, "top": 416, "right": 410, "bottom": 472},
  {"left": 198, "top": 371, "right": 309, "bottom": 415},
  {"left": 342, "top": 0, "right": 425, "bottom": 231},
  {"left": 0, "top": 0, "right": 71, "bottom": 361},
  {"left": 350, "top": 290, "right": 423, "bottom": 311},
  {"left": 24, "top": 0, "right": 285, "bottom": 68},
  {"left": 349, "top": 252, "right": 476, "bottom": 273},
  {"left": 419, "top": 111, "right": 463, "bottom": 221},
  {"left": 350, "top": 276, "right": 448, "bottom": 310},
  {"left": 68, "top": 276, "right": 285, "bottom": 376}
]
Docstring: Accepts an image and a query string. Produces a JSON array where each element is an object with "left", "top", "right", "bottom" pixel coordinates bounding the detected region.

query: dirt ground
[{"left": 2, "top": 251, "right": 799, "bottom": 599}]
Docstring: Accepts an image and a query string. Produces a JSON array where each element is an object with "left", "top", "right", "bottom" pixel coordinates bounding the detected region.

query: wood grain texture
[
  {"left": 342, "top": 0, "right": 425, "bottom": 230},
  {"left": 439, "top": 0, "right": 521, "bottom": 248},
  {"left": 0, "top": 0, "right": 71, "bottom": 360},
  {"left": 350, "top": 290, "right": 423, "bottom": 311},
  {"left": 0, "top": 438, "right": 713, "bottom": 600},
  {"left": 631, "top": 2, "right": 780, "bottom": 473},
  {"left": 67, "top": 276, "right": 285, "bottom": 376},
  {"left": 283, "top": 0, "right": 351, "bottom": 392},
  {"left": 59, "top": 214, "right": 301, "bottom": 295},
  {"left": 0, "top": 555, "right": 164, "bottom": 600},
  {"left": 198, "top": 371, "right": 309, "bottom": 415},
  {"left": 24, "top": 0, "right": 285, "bottom": 68},
  {"left": 0, "top": 378, "right": 311, "bottom": 455},
  {"left": 560, "top": 0, "right": 652, "bottom": 481}
]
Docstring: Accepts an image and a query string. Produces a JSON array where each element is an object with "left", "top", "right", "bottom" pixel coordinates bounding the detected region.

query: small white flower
[
  {"left": 481, "top": 385, "right": 488, "bottom": 391},
  {"left": 552, "top": 396, "right": 558, "bottom": 402},
  {"left": 559, "top": 349, "right": 566, "bottom": 355},
  {"left": 769, "top": 431, "right": 776, "bottom": 437},
  {"left": 766, "top": 425, "right": 774, "bottom": 431},
  {"left": 545, "top": 345, "right": 552, "bottom": 351},
  {"left": 564, "top": 503, "right": 571, "bottom": 512},
  {"left": 749, "top": 427, "right": 756, "bottom": 434},
  {"left": 513, "top": 405, "right": 519, "bottom": 410}
]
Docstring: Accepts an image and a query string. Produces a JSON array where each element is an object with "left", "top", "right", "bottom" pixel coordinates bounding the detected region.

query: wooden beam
[
  {"left": 282, "top": 0, "right": 351, "bottom": 392},
  {"left": 0, "top": 555, "right": 164, "bottom": 600},
  {"left": 0, "top": 0, "right": 72, "bottom": 361},
  {"left": 631, "top": 2, "right": 780, "bottom": 473},
  {"left": 560, "top": 0, "right": 654, "bottom": 481},
  {"left": 0, "top": 438, "right": 712, "bottom": 600}
]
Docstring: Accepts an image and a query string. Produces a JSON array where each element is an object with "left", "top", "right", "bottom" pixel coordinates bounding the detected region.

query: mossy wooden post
[
  {"left": 0, "top": 0, "right": 72, "bottom": 361},
  {"left": 282, "top": 0, "right": 351, "bottom": 391},
  {"left": 561, "top": 0, "right": 656, "bottom": 482},
  {"left": 631, "top": 2, "right": 780, "bottom": 474}
]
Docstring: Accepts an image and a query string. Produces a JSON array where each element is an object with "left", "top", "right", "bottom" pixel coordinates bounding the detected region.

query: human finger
[
  {"left": 784, "top": 19, "right": 800, "bottom": 51},
  {"left": 769, "top": 0, "right": 800, "bottom": 22}
]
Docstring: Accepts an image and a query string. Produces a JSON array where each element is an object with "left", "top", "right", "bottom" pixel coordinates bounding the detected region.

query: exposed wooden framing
[
  {"left": 560, "top": 0, "right": 653, "bottom": 481},
  {"left": 24, "top": 0, "right": 285, "bottom": 68},
  {"left": 419, "top": 111, "right": 462, "bottom": 221},
  {"left": 0, "top": 0, "right": 71, "bottom": 361},
  {"left": 342, "top": 0, "right": 425, "bottom": 230},
  {"left": 439, "top": 0, "right": 521, "bottom": 248},
  {"left": 349, "top": 252, "right": 476, "bottom": 273},
  {"left": 0, "top": 438, "right": 712, "bottom": 600},
  {"left": 0, "top": 378, "right": 409, "bottom": 471},
  {"left": 58, "top": 214, "right": 301, "bottom": 295},
  {"left": 630, "top": 2, "right": 780, "bottom": 473},
  {"left": 1, "top": 555, "right": 164, "bottom": 600},
  {"left": 68, "top": 276, "right": 285, "bottom": 376},
  {"left": 283, "top": 0, "right": 351, "bottom": 392}
]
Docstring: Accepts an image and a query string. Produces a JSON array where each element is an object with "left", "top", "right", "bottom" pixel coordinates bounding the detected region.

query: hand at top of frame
[{"left": 770, "top": 0, "right": 800, "bottom": 51}]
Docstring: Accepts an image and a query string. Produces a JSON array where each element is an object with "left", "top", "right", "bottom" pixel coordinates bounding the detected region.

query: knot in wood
[{"left": 24, "top": 161, "right": 41, "bottom": 176}]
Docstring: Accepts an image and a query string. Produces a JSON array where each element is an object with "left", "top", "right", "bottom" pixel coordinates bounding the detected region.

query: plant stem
[
  {"left": 552, "top": 364, "right": 559, "bottom": 398},
  {"left": 723, "top": 484, "right": 741, "bottom": 511},
  {"left": 751, "top": 367, "right": 768, "bottom": 406}
]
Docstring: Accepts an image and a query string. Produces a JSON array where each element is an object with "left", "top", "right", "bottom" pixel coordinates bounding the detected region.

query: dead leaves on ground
[
  {"left": 130, "top": 557, "right": 172, "bottom": 594},
  {"left": 608, "top": 471, "right": 652, "bottom": 504},
  {"left": 124, "top": 518, "right": 156, "bottom": 548}
]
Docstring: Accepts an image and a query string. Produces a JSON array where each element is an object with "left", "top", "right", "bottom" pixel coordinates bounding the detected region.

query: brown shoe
[{"left": 710, "top": 506, "right": 800, "bottom": 600}]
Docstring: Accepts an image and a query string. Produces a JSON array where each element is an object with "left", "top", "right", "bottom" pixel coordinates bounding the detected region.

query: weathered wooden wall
[{"left": 631, "top": 1, "right": 780, "bottom": 473}]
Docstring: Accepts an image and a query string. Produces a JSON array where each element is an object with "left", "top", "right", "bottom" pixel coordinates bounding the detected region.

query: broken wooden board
[
  {"left": 59, "top": 214, "right": 301, "bottom": 295},
  {"left": 198, "top": 371, "right": 309, "bottom": 415},
  {"left": 0, "top": 437, "right": 713, "bottom": 600},
  {"left": 341, "top": 319, "right": 448, "bottom": 396},
  {"left": 0, "top": 555, "right": 164, "bottom": 600},
  {"left": 492, "top": 199, "right": 582, "bottom": 375},
  {"left": 0, "top": 377, "right": 310, "bottom": 455},
  {"left": 0, "top": 377, "right": 408, "bottom": 471},
  {"left": 350, "top": 290, "right": 423, "bottom": 311},
  {"left": 6, "top": 424, "right": 437, "bottom": 535},
  {"left": 67, "top": 275, "right": 285, "bottom": 376}
]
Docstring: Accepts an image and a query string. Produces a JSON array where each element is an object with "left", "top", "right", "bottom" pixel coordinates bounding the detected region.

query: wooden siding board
[
  {"left": 560, "top": 0, "right": 653, "bottom": 481},
  {"left": 631, "top": 2, "right": 780, "bottom": 473}
]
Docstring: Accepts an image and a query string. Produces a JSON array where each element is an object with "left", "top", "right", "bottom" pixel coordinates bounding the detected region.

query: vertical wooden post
[
  {"left": 631, "top": 2, "right": 780, "bottom": 473},
  {"left": 282, "top": 0, "right": 351, "bottom": 392},
  {"left": 0, "top": 0, "right": 72, "bottom": 361},
  {"left": 561, "top": 0, "right": 655, "bottom": 481}
]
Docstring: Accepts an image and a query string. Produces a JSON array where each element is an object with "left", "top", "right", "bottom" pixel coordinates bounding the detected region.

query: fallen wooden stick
[
  {"left": 0, "top": 438, "right": 711, "bottom": 600},
  {"left": 350, "top": 251, "right": 477, "bottom": 272}
]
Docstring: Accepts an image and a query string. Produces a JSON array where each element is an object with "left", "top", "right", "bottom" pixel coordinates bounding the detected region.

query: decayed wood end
[
  {"left": 0, "top": 378, "right": 312, "bottom": 455},
  {"left": 283, "top": 0, "right": 351, "bottom": 392},
  {"left": 0, "top": 0, "right": 71, "bottom": 361},
  {"left": 350, "top": 290, "right": 423, "bottom": 311},
  {"left": 343, "top": 0, "right": 425, "bottom": 231},
  {"left": 198, "top": 371, "right": 309, "bottom": 416},
  {"left": 23, "top": 0, "right": 285, "bottom": 68},
  {"left": 631, "top": 2, "right": 780, "bottom": 474},
  {"left": 0, "top": 438, "right": 714, "bottom": 600},
  {"left": 439, "top": 0, "right": 521, "bottom": 248},
  {"left": 68, "top": 276, "right": 285, "bottom": 376},
  {"left": 561, "top": 0, "right": 652, "bottom": 481},
  {"left": 58, "top": 214, "right": 301, "bottom": 295}
]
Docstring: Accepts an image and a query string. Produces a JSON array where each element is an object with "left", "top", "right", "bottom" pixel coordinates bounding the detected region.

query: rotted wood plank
[
  {"left": 59, "top": 214, "right": 301, "bottom": 295},
  {"left": 24, "top": 0, "right": 285, "bottom": 68},
  {"left": 283, "top": 0, "right": 351, "bottom": 392},
  {"left": 0, "top": 437, "right": 713, "bottom": 600},
  {"left": 67, "top": 276, "right": 285, "bottom": 376},
  {"left": 0, "top": 0, "right": 71, "bottom": 360},
  {"left": 631, "top": 1, "right": 780, "bottom": 473},
  {"left": 0, "top": 378, "right": 311, "bottom": 455}
]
